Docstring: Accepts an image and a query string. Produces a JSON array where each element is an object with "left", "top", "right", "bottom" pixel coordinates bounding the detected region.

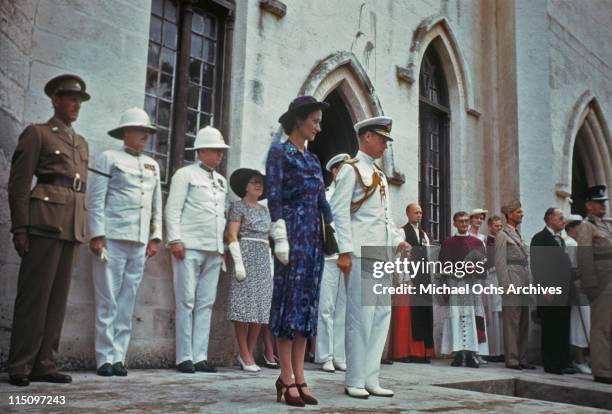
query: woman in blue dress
[{"left": 266, "top": 96, "right": 333, "bottom": 407}]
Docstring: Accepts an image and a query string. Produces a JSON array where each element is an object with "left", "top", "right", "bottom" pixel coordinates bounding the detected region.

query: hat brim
[
  {"left": 373, "top": 129, "right": 394, "bottom": 142},
  {"left": 278, "top": 101, "right": 330, "bottom": 125},
  {"left": 589, "top": 197, "right": 609, "bottom": 201},
  {"left": 187, "top": 143, "right": 231, "bottom": 150},
  {"left": 230, "top": 168, "right": 266, "bottom": 200},
  {"left": 108, "top": 124, "right": 157, "bottom": 140},
  {"left": 44, "top": 74, "right": 90, "bottom": 101}
]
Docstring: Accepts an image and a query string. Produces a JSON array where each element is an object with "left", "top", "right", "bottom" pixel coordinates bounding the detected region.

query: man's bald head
[{"left": 406, "top": 203, "right": 423, "bottom": 225}]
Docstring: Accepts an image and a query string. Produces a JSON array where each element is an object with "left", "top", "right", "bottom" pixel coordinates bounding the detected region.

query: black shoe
[
  {"left": 465, "top": 353, "right": 480, "bottom": 368},
  {"left": 177, "top": 360, "right": 195, "bottom": 373},
  {"left": 545, "top": 368, "right": 564, "bottom": 375},
  {"left": 562, "top": 367, "right": 577, "bottom": 375},
  {"left": 451, "top": 352, "right": 464, "bottom": 367},
  {"left": 520, "top": 364, "right": 536, "bottom": 370},
  {"left": 29, "top": 372, "right": 72, "bottom": 383},
  {"left": 380, "top": 358, "right": 394, "bottom": 365},
  {"left": 97, "top": 363, "right": 113, "bottom": 377},
  {"left": 594, "top": 376, "right": 612, "bottom": 384},
  {"left": 194, "top": 360, "right": 217, "bottom": 373},
  {"left": 112, "top": 362, "right": 128, "bottom": 377},
  {"left": 506, "top": 364, "right": 522, "bottom": 370},
  {"left": 9, "top": 375, "right": 30, "bottom": 387}
]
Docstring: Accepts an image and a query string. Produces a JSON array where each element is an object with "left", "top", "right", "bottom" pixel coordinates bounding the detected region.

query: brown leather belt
[{"left": 37, "top": 174, "right": 86, "bottom": 193}]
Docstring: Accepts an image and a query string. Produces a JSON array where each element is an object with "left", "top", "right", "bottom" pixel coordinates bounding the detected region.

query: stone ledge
[{"left": 259, "top": 0, "right": 286, "bottom": 18}]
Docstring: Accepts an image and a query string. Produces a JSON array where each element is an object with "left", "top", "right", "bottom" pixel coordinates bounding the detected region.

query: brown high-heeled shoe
[
  {"left": 275, "top": 377, "right": 305, "bottom": 407},
  {"left": 296, "top": 382, "right": 318, "bottom": 405}
]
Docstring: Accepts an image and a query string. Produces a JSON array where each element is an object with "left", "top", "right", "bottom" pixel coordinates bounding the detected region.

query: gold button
[
  {"left": 55, "top": 150, "right": 60, "bottom": 155},
  {"left": 44, "top": 196, "right": 49, "bottom": 201}
]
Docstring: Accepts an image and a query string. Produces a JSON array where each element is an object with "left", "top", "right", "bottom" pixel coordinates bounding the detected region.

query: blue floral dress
[{"left": 266, "top": 140, "right": 333, "bottom": 340}]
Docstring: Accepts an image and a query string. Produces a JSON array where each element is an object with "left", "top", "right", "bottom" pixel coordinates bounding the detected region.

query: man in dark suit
[{"left": 530, "top": 207, "right": 575, "bottom": 375}]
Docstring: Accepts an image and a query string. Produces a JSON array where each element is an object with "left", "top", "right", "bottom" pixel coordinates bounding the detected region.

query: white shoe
[
  {"left": 573, "top": 362, "right": 592, "bottom": 375},
  {"left": 365, "top": 385, "right": 394, "bottom": 397},
  {"left": 237, "top": 355, "right": 259, "bottom": 372},
  {"left": 333, "top": 361, "right": 347, "bottom": 371},
  {"left": 477, "top": 355, "right": 488, "bottom": 365},
  {"left": 322, "top": 360, "right": 335, "bottom": 372},
  {"left": 345, "top": 387, "right": 369, "bottom": 399}
]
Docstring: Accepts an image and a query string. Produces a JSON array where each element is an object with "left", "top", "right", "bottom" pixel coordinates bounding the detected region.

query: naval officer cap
[
  {"left": 325, "top": 153, "right": 350, "bottom": 172},
  {"left": 501, "top": 199, "right": 522, "bottom": 216},
  {"left": 108, "top": 107, "right": 157, "bottom": 139},
  {"left": 44, "top": 74, "right": 90, "bottom": 101},
  {"left": 354, "top": 116, "right": 394, "bottom": 141},
  {"left": 566, "top": 214, "right": 583, "bottom": 223},
  {"left": 586, "top": 185, "right": 609, "bottom": 202},
  {"left": 187, "top": 126, "right": 230, "bottom": 150}
]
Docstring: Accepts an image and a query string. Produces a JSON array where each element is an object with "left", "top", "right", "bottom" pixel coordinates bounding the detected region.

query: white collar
[
  {"left": 357, "top": 150, "right": 376, "bottom": 166},
  {"left": 546, "top": 225, "right": 561, "bottom": 237}
]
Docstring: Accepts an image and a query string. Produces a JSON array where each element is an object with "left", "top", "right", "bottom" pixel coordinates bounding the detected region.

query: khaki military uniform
[
  {"left": 7, "top": 116, "right": 88, "bottom": 376},
  {"left": 576, "top": 215, "right": 612, "bottom": 379},
  {"left": 495, "top": 224, "right": 530, "bottom": 367}
]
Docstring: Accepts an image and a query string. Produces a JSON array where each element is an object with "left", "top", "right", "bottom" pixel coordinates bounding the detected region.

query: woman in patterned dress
[
  {"left": 226, "top": 168, "right": 272, "bottom": 373},
  {"left": 266, "top": 96, "right": 333, "bottom": 406}
]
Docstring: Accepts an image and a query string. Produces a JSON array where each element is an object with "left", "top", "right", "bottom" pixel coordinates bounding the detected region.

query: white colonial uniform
[
  {"left": 331, "top": 149, "right": 404, "bottom": 391},
  {"left": 315, "top": 184, "right": 346, "bottom": 366},
  {"left": 165, "top": 162, "right": 227, "bottom": 364},
  {"left": 88, "top": 147, "right": 162, "bottom": 368}
]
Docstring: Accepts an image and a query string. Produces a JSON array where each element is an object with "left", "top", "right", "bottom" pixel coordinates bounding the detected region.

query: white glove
[
  {"left": 270, "top": 219, "right": 290, "bottom": 265},
  {"left": 228, "top": 241, "right": 246, "bottom": 282}
]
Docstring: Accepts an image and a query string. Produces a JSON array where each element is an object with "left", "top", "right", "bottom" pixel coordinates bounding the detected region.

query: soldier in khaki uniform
[
  {"left": 576, "top": 185, "right": 612, "bottom": 384},
  {"left": 495, "top": 200, "right": 535, "bottom": 370},
  {"left": 7, "top": 74, "right": 90, "bottom": 387}
]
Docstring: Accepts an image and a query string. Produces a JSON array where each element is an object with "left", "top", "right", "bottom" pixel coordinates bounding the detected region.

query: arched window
[{"left": 419, "top": 45, "right": 450, "bottom": 243}]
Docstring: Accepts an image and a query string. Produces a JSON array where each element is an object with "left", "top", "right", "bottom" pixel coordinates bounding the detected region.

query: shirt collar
[
  {"left": 50, "top": 116, "right": 74, "bottom": 135},
  {"left": 199, "top": 161, "right": 214, "bottom": 173},
  {"left": 546, "top": 225, "right": 561, "bottom": 236},
  {"left": 122, "top": 145, "right": 141, "bottom": 157},
  {"left": 357, "top": 150, "right": 375, "bottom": 166}
]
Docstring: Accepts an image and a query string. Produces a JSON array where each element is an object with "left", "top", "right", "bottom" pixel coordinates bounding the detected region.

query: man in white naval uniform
[
  {"left": 165, "top": 126, "right": 229, "bottom": 374},
  {"left": 316, "top": 153, "right": 350, "bottom": 373},
  {"left": 331, "top": 116, "right": 409, "bottom": 399},
  {"left": 88, "top": 108, "right": 162, "bottom": 377}
]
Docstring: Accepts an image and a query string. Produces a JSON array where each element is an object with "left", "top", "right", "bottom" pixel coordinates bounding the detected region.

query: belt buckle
[{"left": 72, "top": 176, "right": 83, "bottom": 192}]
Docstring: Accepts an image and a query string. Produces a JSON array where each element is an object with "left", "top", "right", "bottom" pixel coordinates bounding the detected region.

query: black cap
[
  {"left": 44, "top": 74, "right": 90, "bottom": 101},
  {"left": 586, "top": 185, "right": 609, "bottom": 201},
  {"left": 230, "top": 168, "right": 266, "bottom": 200},
  {"left": 278, "top": 95, "right": 329, "bottom": 126}
]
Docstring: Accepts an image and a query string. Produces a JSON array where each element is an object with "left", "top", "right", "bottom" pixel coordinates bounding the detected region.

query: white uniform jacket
[
  {"left": 165, "top": 162, "right": 227, "bottom": 254},
  {"left": 88, "top": 147, "right": 162, "bottom": 244},
  {"left": 330, "top": 150, "right": 403, "bottom": 257}
]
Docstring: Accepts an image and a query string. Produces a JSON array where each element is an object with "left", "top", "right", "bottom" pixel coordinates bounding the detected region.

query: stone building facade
[{"left": 1, "top": 0, "right": 610, "bottom": 369}]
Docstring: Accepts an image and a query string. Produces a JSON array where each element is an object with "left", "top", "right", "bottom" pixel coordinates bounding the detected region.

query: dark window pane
[
  {"left": 187, "top": 110, "right": 198, "bottom": 135},
  {"left": 156, "top": 128, "right": 170, "bottom": 155},
  {"left": 161, "top": 47, "right": 175, "bottom": 74},
  {"left": 204, "top": 14, "right": 217, "bottom": 38},
  {"left": 158, "top": 100, "right": 172, "bottom": 127},
  {"left": 147, "top": 42, "right": 160, "bottom": 68},
  {"left": 202, "top": 63, "right": 214, "bottom": 87},
  {"left": 192, "top": 13, "right": 205, "bottom": 35},
  {"left": 199, "top": 113, "right": 211, "bottom": 129},
  {"left": 191, "top": 35, "right": 202, "bottom": 58},
  {"left": 145, "top": 69, "right": 158, "bottom": 95},
  {"left": 144, "top": 95, "right": 157, "bottom": 120},
  {"left": 158, "top": 155, "right": 168, "bottom": 183},
  {"left": 201, "top": 88, "right": 212, "bottom": 113},
  {"left": 188, "top": 84, "right": 200, "bottom": 109},
  {"left": 189, "top": 58, "right": 201, "bottom": 83},
  {"left": 151, "top": 0, "right": 163, "bottom": 17},
  {"left": 149, "top": 16, "right": 162, "bottom": 43},
  {"left": 159, "top": 73, "right": 173, "bottom": 99},
  {"left": 164, "top": 0, "right": 177, "bottom": 22},
  {"left": 203, "top": 39, "right": 215, "bottom": 63},
  {"left": 162, "top": 22, "right": 177, "bottom": 49}
]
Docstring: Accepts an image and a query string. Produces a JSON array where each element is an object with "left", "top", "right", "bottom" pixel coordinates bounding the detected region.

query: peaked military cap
[
  {"left": 354, "top": 116, "right": 394, "bottom": 141},
  {"left": 586, "top": 185, "right": 609, "bottom": 201},
  {"left": 44, "top": 74, "right": 90, "bottom": 101}
]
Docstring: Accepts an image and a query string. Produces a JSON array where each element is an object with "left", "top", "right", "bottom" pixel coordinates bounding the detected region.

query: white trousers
[
  {"left": 345, "top": 255, "right": 391, "bottom": 389},
  {"left": 92, "top": 239, "right": 146, "bottom": 368},
  {"left": 172, "top": 249, "right": 222, "bottom": 364},
  {"left": 315, "top": 258, "right": 346, "bottom": 364}
]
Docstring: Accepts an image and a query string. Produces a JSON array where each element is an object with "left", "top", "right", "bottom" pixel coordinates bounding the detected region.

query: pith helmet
[
  {"left": 187, "top": 126, "right": 230, "bottom": 150},
  {"left": 108, "top": 107, "right": 157, "bottom": 139}
]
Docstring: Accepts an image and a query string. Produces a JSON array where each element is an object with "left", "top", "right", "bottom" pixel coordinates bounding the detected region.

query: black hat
[
  {"left": 586, "top": 185, "right": 609, "bottom": 201},
  {"left": 278, "top": 95, "right": 329, "bottom": 126},
  {"left": 44, "top": 74, "right": 91, "bottom": 101},
  {"left": 230, "top": 168, "right": 266, "bottom": 200}
]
